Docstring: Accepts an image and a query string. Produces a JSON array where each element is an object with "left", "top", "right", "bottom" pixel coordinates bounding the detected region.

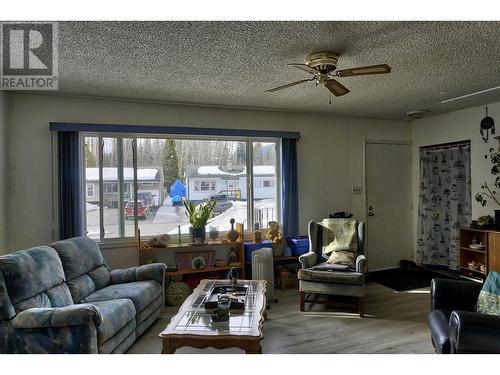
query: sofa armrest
[
  {"left": 449, "top": 310, "right": 500, "bottom": 353},
  {"left": 110, "top": 263, "right": 166, "bottom": 285},
  {"left": 430, "top": 278, "right": 482, "bottom": 312},
  {"left": 356, "top": 255, "right": 366, "bottom": 273},
  {"left": 13, "top": 304, "right": 103, "bottom": 329},
  {"left": 298, "top": 252, "right": 317, "bottom": 269}
]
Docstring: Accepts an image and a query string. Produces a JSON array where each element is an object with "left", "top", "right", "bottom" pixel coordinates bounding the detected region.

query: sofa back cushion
[
  {"left": 0, "top": 246, "right": 73, "bottom": 315},
  {"left": 0, "top": 271, "right": 16, "bottom": 320},
  {"left": 50, "top": 237, "right": 110, "bottom": 303}
]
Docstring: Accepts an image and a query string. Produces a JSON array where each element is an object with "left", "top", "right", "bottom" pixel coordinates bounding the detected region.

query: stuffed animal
[{"left": 266, "top": 221, "right": 284, "bottom": 244}]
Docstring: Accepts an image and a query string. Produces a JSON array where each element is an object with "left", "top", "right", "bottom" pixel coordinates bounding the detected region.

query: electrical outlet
[{"left": 352, "top": 186, "right": 362, "bottom": 194}]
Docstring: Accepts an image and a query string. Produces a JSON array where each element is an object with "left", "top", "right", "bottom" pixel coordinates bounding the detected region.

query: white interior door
[{"left": 365, "top": 142, "right": 412, "bottom": 271}]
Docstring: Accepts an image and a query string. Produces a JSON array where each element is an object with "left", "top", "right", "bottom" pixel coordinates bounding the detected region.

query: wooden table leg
[
  {"left": 161, "top": 338, "right": 176, "bottom": 354},
  {"left": 245, "top": 342, "right": 262, "bottom": 354}
]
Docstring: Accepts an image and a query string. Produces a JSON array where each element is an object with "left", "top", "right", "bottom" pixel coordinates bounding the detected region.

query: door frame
[{"left": 363, "top": 139, "right": 413, "bottom": 272}]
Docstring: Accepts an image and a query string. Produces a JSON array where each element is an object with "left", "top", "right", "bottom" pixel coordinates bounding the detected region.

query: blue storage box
[
  {"left": 244, "top": 241, "right": 273, "bottom": 261},
  {"left": 287, "top": 236, "right": 309, "bottom": 256}
]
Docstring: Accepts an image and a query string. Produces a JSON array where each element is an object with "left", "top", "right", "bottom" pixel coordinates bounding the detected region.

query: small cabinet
[
  {"left": 488, "top": 231, "right": 500, "bottom": 273},
  {"left": 459, "top": 228, "right": 487, "bottom": 281},
  {"left": 459, "top": 228, "right": 500, "bottom": 282}
]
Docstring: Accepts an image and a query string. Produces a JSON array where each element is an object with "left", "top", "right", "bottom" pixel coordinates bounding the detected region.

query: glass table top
[{"left": 168, "top": 280, "right": 263, "bottom": 335}]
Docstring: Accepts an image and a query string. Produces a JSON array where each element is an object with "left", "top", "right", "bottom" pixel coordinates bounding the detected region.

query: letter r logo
[
  {"left": 9, "top": 29, "right": 48, "bottom": 70},
  {"left": 2, "top": 23, "right": 53, "bottom": 75}
]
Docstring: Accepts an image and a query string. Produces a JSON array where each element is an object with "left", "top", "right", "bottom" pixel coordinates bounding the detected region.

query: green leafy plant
[
  {"left": 475, "top": 148, "right": 500, "bottom": 208},
  {"left": 183, "top": 199, "right": 217, "bottom": 228}
]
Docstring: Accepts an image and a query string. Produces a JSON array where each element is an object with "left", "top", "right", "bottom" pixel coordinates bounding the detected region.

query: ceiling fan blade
[
  {"left": 287, "top": 63, "right": 318, "bottom": 74},
  {"left": 265, "top": 78, "right": 313, "bottom": 93},
  {"left": 325, "top": 79, "right": 350, "bottom": 96},
  {"left": 335, "top": 64, "right": 391, "bottom": 77}
]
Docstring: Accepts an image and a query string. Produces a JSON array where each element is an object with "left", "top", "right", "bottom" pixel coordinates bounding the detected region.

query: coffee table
[{"left": 159, "top": 279, "right": 267, "bottom": 354}]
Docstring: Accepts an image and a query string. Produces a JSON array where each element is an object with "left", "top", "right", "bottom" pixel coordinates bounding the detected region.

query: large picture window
[{"left": 82, "top": 135, "right": 280, "bottom": 241}]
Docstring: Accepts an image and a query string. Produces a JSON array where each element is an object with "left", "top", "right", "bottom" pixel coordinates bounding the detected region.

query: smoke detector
[{"left": 406, "top": 110, "right": 429, "bottom": 120}]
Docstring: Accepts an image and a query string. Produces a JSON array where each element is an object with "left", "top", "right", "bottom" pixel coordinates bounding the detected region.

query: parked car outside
[
  {"left": 209, "top": 194, "right": 233, "bottom": 215},
  {"left": 124, "top": 200, "right": 150, "bottom": 219},
  {"left": 137, "top": 192, "right": 155, "bottom": 207}
]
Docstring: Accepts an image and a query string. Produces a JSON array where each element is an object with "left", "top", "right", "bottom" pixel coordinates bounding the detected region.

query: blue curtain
[
  {"left": 281, "top": 138, "right": 299, "bottom": 237},
  {"left": 58, "top": 131, "right": 82, "bottom": 239}
]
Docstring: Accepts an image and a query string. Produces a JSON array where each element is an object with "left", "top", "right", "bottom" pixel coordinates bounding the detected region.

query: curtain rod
[
  {"left": 420, "top": 140, "right": 470, "bottom": 151},
  {"left": 49, "top": 122, "right": 300, "bottom": 140}
]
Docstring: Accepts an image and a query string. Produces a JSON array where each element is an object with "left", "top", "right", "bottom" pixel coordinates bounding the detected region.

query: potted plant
[
  {"left": 183, "top": 199, "right": 217, "bottom": 244},
  {"left": 475, "top": 147, "right": 500, "bottom": 227}
]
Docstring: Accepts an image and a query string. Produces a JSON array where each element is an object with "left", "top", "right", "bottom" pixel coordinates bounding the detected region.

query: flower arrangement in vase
[{"left": 183, "top": 199, "right": 216, "bottom": 244}]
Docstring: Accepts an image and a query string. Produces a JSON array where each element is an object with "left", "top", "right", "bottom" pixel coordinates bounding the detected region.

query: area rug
[{"left": 368, "top": 268, "right": 442, "bottom": 292}]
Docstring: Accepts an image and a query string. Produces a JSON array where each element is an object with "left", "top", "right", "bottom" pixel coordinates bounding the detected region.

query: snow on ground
[
  {"left": 86, "top": 203, "right": 99, "bottom": 212},
  {"left": 167, "top": 199, "right": 276, "bottom": 235}
]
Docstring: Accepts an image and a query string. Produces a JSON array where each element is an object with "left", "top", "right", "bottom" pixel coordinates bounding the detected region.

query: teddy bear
[{"left": 266, "top": 221, "right": 284, "bottom": 244}]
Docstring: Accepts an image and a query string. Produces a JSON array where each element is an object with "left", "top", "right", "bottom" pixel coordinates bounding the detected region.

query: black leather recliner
[{"left": 429, "top": 278, "right": 500, "bottom": 353}]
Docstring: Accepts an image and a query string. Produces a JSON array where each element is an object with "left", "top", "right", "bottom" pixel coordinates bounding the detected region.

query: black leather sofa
[{"left": 428, "top": 278, "right": 500, "bottom": 353}]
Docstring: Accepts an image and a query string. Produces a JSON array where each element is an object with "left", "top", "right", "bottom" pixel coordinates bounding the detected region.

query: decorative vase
[
  {"left": 495, "top": 210, "right": 500, "bottom": 230},
  {"left": 226, "top": 218, "right": 239, "bottom": 242},
  {"left": 189, "top": 226, "right": 206, "bottom": 244}
]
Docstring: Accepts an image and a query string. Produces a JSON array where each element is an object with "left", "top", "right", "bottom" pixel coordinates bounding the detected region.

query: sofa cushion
[
  {"left": 50, "top": 237, "right": 108, "bottom": 280},
  {"left": 428, "top": 308, "right": 452, "bottom": 353},
  {"left": 50, "top": 237, "right": 110, "bottom": 303},
  {"left": 297, "top": 268, "right": 364, "bottom": 285},
  {"left": 0, "top": 246, "right": 68, "bottom": 311},
  {"left": 82, "top": 281, "right": 162, "bottom": 313},
  {"left": 90, "top": 299, "right": 136, "bottom": 346},
  {"left": 0, "top": 271, "right": 16, "bottom": 320}
]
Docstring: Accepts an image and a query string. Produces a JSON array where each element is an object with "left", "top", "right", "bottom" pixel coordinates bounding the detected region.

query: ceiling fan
[{"left": 266, "top": 51, "right": 391, "bottom": 97}]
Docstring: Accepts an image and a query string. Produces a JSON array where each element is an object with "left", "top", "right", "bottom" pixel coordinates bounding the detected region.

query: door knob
[{"left": 368, "top": 211, "right": 375, "bottom": 216}]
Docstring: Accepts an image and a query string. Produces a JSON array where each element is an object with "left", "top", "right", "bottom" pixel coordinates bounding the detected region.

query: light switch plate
[{"left": 352, "top": 186, "right": 362, "bottom": 194}]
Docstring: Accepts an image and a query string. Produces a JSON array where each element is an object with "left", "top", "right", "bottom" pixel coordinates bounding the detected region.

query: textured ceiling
[{"left": 55, "top": 21, "right": 500, "bottom": 120}]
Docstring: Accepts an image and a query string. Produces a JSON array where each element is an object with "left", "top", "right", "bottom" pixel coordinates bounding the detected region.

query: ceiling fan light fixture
[
  {"left": 406, "top": 110, "right": 429, "bottom": 120},
  {"left": 305, "top": 51, "right": 339, "bottom": 73}
]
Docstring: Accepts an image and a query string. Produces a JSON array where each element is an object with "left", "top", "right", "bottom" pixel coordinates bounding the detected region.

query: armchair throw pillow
[{"left": 476, "top": 271, "right": 500, "bottom": 316}]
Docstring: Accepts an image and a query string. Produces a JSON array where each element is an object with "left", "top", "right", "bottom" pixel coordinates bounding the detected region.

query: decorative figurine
[
  {"left": 227, "top": 218, "right": 239, "bottom": 242},
  {"left": 228, "top": 267, "right": 239, "bottom": 288},
  {"left": 266, "top": 221, "right": 284, "bottom": 244},
  {"left": 209, "top": 225, "right": 219, "bottom": 241},
  {"left": 228, "top": 247, "right": 239, "bottom": 266},
  {"left": 235, "top": 222, "right": 244, "bottom": 243},
  {"left": 148, "top": 234, "right": 170, "bottom": 247},
  {"left": 480, "top": 106, "right": 495, "bottom": 143},
  {"left": 253, "top": 230, "right": 262, "bottom": 243},
  {"left": 266, "top": 221, "right": 285, "bottom": 256},
  {"left": 211, "top": 294, "right": 231, "bottom": 323}
]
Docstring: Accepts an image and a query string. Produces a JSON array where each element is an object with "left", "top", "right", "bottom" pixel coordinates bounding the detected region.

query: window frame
[{"left": 80, "top": 132, "right": 281, "bottom": 244}]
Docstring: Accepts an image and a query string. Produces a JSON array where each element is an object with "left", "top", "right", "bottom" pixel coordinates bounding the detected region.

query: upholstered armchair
[
  {"left": 297, "top": 219, "right": 366, "bottom": 317},
  {"left": 428, "top": 278, "right": 500, "bottom": 354}
]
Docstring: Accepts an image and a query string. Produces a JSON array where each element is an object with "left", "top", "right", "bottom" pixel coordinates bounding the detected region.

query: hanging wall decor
[{"left": 480, "top": 107, "right": 495, "bottom": 143}]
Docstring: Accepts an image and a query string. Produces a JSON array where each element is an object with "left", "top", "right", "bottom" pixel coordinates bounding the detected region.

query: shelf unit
[
  {"left": 140, "top": 241, "right": 245, "bottom": 279},
  {"left": 459, "top": 227, "right": 500, "bottom": 282}
]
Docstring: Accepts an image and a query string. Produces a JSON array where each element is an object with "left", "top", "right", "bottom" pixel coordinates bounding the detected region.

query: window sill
[{"left": 97, "top": 238, "right": 137, "bottom": 249}]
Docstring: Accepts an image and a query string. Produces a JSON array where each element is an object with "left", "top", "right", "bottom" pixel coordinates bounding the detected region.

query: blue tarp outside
[{"left": 169, "top": 179, "right": 186, "bottom": 205}]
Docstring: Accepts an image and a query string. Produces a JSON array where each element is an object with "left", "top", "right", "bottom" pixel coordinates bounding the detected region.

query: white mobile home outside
[
  {"left": 185, "top": 165, "right": 276, "bottom": 201},
  {"left": 85, "top": 167, "right": 165, "bottom": 207}
]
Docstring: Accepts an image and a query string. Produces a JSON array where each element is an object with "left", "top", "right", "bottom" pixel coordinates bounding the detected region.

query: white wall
[
  {"left": 6, "top": 93, "right": 410, "bottom": 267},
  {"left": 411, "top": 101, "right": 500, "bottom": 258},
  {"left": 0, "top": 92, "right": 8, "bottom": 254}
]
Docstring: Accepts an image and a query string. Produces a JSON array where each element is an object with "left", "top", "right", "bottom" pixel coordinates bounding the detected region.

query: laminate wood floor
[{"left": 127, "top": 282, "right": 434, "bottom": 354}]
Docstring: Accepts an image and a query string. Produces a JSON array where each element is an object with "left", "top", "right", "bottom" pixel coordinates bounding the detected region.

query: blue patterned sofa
[{"left": 0, "top": 236, "right": 166, "bottom": 353}]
